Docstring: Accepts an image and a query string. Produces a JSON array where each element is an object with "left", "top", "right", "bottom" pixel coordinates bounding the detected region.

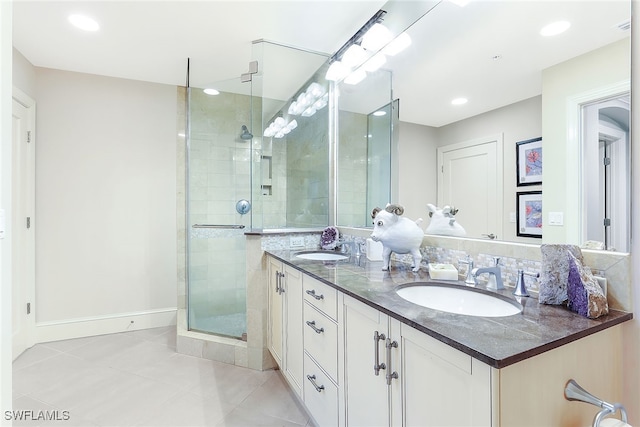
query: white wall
[
  {"left": 31, "top": 67, "right": 178, "bottom": 340},
  {"left": 398, "top": 96, "right": 541, "bottom": 242},
  {"left": 625, "top": 0, "right": 639, "bottom": 420},
  {"left": 0, "top": 1, "right": 12, "bottom": 420},
  {"left": 397, "top": 121, "right": 438, "bottom": 222},
  {"left": 542, "top": 38, "right": 630, "bottom": 244}
]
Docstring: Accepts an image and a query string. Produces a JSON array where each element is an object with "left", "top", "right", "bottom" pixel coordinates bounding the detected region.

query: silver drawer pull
[
  {"left": 306, "top": 320, "right": 324, "bottom": 334},
  {"left": 305, "top": 289, "right": 324, "bottom": 300},
  {"left": 306, "top": 375, "right": 325, "bottom": 392}
]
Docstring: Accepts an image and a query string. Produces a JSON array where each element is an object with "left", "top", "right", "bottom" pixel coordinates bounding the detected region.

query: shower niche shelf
[{"left": 262, "top": 154, "right": 273, "bottom": 196}]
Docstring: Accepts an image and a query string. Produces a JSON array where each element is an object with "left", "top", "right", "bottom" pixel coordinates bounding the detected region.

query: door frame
[
  {"left": 436, "top": 134, "right": 504, "bottom": 239},
  {"left": 565, "top": 80, "right": 630, "bottom": 247},
  {"left": 12, "top": 87, "right": 36, "bottom": 359}
]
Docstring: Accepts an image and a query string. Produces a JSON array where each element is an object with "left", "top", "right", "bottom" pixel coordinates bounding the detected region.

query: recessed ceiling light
[
  {"left": 451, "top": 97, "right": 468, "bottom": 105},
  {"left": 68, "top": 14, "right": 100, "bottom": 32},
  {"left": 540, "top": 21, "right": 571, "bottom": 37},
  {"left": 203, "top": 88, "right": 220, "bottom": 96},
  {"left": 372, "top": 110, "right": 387, "bottom": 117}
]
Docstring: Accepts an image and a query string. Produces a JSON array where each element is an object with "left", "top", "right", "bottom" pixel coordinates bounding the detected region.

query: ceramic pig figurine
[
  {"left": 371, "top": 204, "right": 424, "bottom": 272},
  {"left": 425, "top": 204, "right": 467, "bottom": 237}
]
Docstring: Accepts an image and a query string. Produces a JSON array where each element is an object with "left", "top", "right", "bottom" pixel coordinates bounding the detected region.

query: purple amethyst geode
[{"left": 566, "top": 251, "right": 608, "bottom": 319}]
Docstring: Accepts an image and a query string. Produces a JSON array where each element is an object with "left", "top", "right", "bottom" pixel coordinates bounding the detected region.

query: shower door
[{"left": 187, "top": 77, "right": 255, "bottom": 339}]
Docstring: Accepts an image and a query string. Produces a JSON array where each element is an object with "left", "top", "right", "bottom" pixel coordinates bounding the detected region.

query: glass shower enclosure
[{"left": 186, "top": 76, "right": 257, "bottom": 339}]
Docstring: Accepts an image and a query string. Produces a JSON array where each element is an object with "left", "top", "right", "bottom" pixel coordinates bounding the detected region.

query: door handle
[
  {"left": 386, "top": 338, "right": 399, "bottom": 385},
  {"left": 373, "top": 331, "right": 386, "bottom": 376}
]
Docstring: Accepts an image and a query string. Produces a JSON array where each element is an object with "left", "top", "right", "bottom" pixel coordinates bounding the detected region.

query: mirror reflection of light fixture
[
  {"left": 344, "top": 68, "right": 367, "bottom": 85},
  {"left": 264, "top": 117, "right": 298, "bottom": 138},
  {"left": 363, "top": 52, "right": 387, "bottom": 72},
  {"left": 288, "top": 83, "right": 328, "bottom": 116},
  {"left": 203, "top": 88, "right": 220, "bottom": 95},
  {"left": 381, "top": 32, "right": 412, "bottom": 56}
]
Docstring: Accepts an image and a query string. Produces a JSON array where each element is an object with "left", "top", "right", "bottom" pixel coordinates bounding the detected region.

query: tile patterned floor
[{"left": 12, "top": 327, "right": 312, "bottom": 427}]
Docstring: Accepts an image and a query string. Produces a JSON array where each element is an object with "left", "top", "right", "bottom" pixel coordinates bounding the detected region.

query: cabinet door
[
  {"left": 267, "top": 256, "right": 284, "bottom": 367},
  {"left": 284, "top": 265, "right": 303, "bottom": 395},
  {"left": 343, "top": 296, "right": 390, "bottom": 427},
  {"left": 400, "top": 324, "right": 491, "bottom": 427}
]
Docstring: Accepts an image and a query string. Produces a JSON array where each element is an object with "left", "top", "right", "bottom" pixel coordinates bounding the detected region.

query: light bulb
[
  {"left": 344, "top": 69, "right": 367, "bottom": 85},
  {"left": 341, "top": 45, "right": 367, "bottom": 68},
  {"left": 325, "top": 61, "right": 350, "bottom": 81},
  {"left": 361, "top": 23, "right": 393, "bottom": 51}
]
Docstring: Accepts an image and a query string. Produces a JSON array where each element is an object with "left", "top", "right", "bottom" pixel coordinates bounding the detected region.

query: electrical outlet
[{"left": 289, "top": 236, "right": 305, "bottom": 248}]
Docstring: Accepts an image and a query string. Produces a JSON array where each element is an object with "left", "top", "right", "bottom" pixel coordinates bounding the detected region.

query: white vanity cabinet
[
  {"left": 302, "top": 275, "right": 341, "bottom": 426},
  {"left": 267, "top": 256, "right": 304, "bottom": 397},
  {"left": 266, "top": 255, "right": 624, "bottom": 427},
  {"left": 343, "top": 295, "right": 491, "bottom": 427}
]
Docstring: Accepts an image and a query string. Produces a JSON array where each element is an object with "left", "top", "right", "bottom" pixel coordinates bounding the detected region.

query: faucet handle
[
  {"left": 492, "top": 256, "right": 501, "bottom": 266},
  {"left": 458, "top": 256, "right": 476, "bottom": 286},
  {"left": 513, "top": 270, "right": 540, "bottom": 297}
]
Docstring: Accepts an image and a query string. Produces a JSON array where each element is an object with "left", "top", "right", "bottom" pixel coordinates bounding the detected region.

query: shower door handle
[{"left": 192, "top": 224, "right": 246, "bottom": 229}]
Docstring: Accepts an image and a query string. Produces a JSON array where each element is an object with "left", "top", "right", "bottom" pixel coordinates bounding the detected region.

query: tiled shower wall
[
  {"left": 285, "top": 109, "right": 330, "bottom": 228},
  {"left": 337, "top": 110, "right": 368, "bottom": 227}
]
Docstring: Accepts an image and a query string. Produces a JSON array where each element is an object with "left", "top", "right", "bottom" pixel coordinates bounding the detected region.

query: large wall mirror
[{"left": 335, "top": 0, "right": 631, "bottom": 252}]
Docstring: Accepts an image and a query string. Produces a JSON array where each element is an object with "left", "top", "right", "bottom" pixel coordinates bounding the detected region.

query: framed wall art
[
  {"left": 516, "top": 137, "right": 542, "bottom": 186},
  {"left": 516, "top": 191, "right": 542, "bottom": 238}
]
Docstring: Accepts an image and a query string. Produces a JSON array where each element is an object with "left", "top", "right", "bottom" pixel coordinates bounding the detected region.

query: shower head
[{"left": 240, "top": 125, "right": 253, "bottom": 141}]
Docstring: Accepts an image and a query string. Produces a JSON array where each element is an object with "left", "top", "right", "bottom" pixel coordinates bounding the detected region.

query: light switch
[{"left": 548, "top": 212, "right": 564, "bottom": 226}]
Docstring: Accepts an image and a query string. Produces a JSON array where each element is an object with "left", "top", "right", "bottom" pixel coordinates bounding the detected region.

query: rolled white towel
[{"left": 599, "top": 419, "right": 632, "bottom": 427}]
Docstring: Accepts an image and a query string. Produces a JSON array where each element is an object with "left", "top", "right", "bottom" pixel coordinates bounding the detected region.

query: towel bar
[{"left": 564, "top": 379, "right": 628, "bottom": 427}]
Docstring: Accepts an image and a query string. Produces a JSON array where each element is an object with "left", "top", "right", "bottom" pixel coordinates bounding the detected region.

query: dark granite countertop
[{"left": 266, "top": 250, "right": 632, "bottom": 369}]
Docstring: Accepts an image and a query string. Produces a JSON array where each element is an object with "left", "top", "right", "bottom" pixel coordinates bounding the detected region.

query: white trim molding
[
  {"left": 35, "top": 307, "right": 177, "bottom": 343},
  {"left": 565, "top": 80, "right": 631, "bottom": 246}
]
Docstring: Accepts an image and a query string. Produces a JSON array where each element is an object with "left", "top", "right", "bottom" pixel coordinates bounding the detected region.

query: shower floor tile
[{"left": 12, "top": 326, "right": 313, "bottom": 427}]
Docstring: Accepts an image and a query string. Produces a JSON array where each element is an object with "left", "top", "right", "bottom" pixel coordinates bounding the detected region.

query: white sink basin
[
  {"left": 295, "top": 251, "right": 349, "bottom": 261},
  {"left": 396, "top": 284, "right": 522, "bottom": 317}
]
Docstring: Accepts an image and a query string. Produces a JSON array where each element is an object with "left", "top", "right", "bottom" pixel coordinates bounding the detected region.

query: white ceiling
[{"left": 12, "top": 0, "right": 631, "bottom": 127}]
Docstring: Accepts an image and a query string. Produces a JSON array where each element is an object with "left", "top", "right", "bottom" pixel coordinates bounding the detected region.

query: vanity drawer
[
  {"left": 303, "top": 302, "right": 338, "bottom": 381},
  {"left": 303, "top": 353, "right": 338, "bottom": 427},
  {"left": 303, "top": 275, "right": 338, "bottom": 320}
]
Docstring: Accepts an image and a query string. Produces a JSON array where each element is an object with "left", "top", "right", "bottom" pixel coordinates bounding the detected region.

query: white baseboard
[{"left": 34, "top": 307, "right": 177, "bottom": 343}]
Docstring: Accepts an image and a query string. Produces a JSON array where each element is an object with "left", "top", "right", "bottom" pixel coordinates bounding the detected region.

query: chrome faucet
[
  {"left": 473, "top": 257, "right": 504, "bottom": 290},
  {"left": 338, "top": 239, "right": 361, "bottom": 257}
]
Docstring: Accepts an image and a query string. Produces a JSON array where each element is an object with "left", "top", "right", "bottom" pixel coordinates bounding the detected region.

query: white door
[
  {"left": 267, "top": 256, "right": 284, "bottom": 367},
  {"left": 437, "top": 135, "right": 503, "bottom": 239},
  {"left": 343, "top": 295, "right": 390, "bottom": 427},
  {"left": 12, "top": 89, "right": 36, "bottom": 360}
]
